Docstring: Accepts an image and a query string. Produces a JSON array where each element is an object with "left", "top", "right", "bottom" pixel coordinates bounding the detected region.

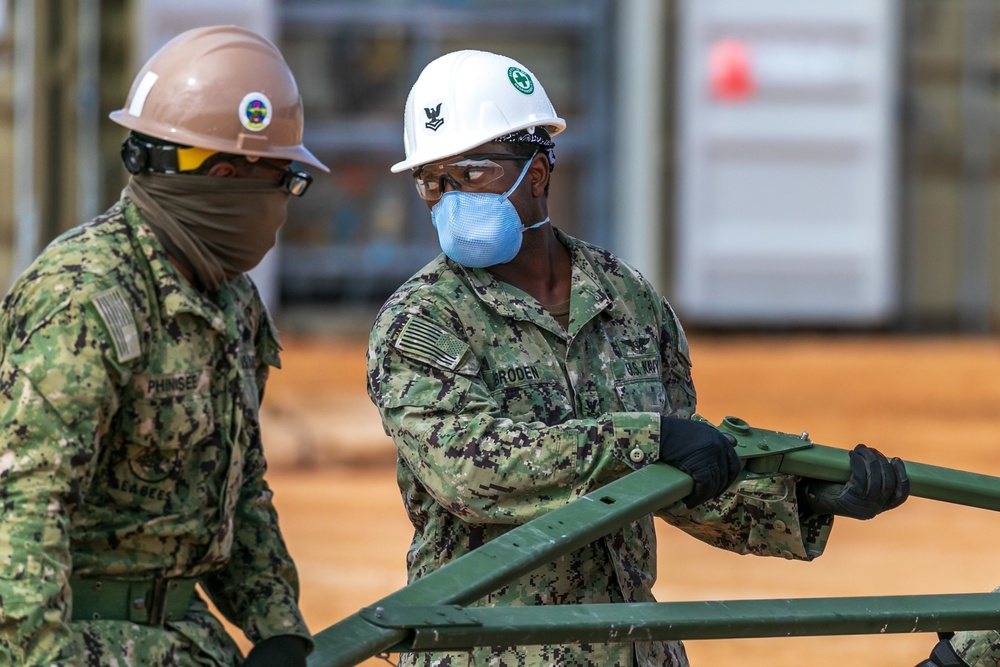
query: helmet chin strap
[{"left": 120, "top": 134, "right": 217, "bottom": 175}]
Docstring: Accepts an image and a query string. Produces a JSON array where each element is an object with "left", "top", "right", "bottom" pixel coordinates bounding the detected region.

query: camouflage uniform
[
  {"left": 367, "top": 229, "right": 834, "bottom": 667},
  {"left": 954, "top": 632, "right": 1000, "bottom": 667},
  {"left": 951, "top": 587, "right": 1000, "bottom": 667},
  {"left": 0, "top": 199, "right": 310, "bottom": 666}
]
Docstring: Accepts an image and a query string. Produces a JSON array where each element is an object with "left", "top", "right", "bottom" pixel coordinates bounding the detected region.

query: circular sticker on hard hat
[
  {"left": 508, "top": 67, "right": 535, "bottom": 95},
  {"left": 421, "top": 101, "right": 446, "bottom": 134},
  {"left": 239, "top": 92, "right": 273, "bottom": 132}
]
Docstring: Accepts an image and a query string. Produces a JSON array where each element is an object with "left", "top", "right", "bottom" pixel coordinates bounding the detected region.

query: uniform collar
[
  {"left": 124, "top": 199, "right": 229, "bottom": 332},
  {"left": 456, "top": 228, "right": 613, "bottom": 337}
]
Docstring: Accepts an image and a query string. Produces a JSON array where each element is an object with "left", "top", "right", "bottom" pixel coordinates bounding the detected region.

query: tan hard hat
[{"left": 110, "top": 25, "right": 328, "bottom": 172}]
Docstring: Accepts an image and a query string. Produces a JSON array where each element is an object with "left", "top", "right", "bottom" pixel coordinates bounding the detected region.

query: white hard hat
[{"left": 391, "top": 50, "right": 566, "bottom": 173}]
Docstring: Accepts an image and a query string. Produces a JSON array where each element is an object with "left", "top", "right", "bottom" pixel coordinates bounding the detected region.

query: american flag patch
[
  {"left": 91, "top": 286, "right": 141, "bottom": 362},
  {"left": 394, "top": 317, "right": 469, "bottom": 371}
]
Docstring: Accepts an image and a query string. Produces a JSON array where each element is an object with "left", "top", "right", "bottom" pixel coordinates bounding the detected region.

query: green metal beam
[
  {"left": 368, "top": 593, "right": 1000, "bottom": 650},
  {"left": 308, "top": 463, "right": 694, "bottom": 667},
  {"left": 307, "top": 416, "right": 1000, "bottom": 666},
  {"left": 777, "top": 444, "right": 1000, "bottom": 512},
  {"left": 721, "top": 415, "right": 1000, "bottom": 511}
]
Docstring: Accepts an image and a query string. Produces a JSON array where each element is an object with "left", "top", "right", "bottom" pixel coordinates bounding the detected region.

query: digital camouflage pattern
[
  {"left": 0, "top": 199, "right": 309, "bottom": 666},
  {"left": 367, "top": 229, "right": 835, "bottom": 667},
  {"left": 954, "top": 630, "right": 1000, "bottom": 667},
  {"left": 952, "top": 587, "right": 1000, "bottom": 667}
]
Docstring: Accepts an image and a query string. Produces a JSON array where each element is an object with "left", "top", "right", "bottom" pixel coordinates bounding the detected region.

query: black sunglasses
[{"left": 250, "top": 159, "right": 314, "bottom": 197}]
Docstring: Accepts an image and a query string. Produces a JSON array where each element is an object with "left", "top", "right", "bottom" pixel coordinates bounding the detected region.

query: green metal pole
[
  {"left": 719, "top": 415, "right": 1000, "bottom": 512},
  {"left": 383, "top": 593, "right": 1000, "bottom": 649},
  {"left": 307, "top": 464, "right": 694, "bottom": 667},
  {"left": 308, "top": 417, "right": 1000, "bottom": 666},
  {"left": 776, "top": 444, "right": 1000, "bottom": 512}
]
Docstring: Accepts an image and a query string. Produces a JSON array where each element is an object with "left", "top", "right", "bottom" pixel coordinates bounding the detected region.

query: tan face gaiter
[{"left": 124, "top": 172, "right": 290, "bottom": 292}]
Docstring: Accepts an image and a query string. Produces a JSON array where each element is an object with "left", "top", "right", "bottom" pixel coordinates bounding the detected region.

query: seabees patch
[
  {"left": 91, "top": 286, "right": 140, "bottom": 362},
  {"left": 394, "top": 316, "right": 471, "bottom": 372}
]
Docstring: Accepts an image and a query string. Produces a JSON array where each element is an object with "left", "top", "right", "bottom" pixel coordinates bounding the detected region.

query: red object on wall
[{"left": 709, "top": 38, "right": 754, "bottom": 101}]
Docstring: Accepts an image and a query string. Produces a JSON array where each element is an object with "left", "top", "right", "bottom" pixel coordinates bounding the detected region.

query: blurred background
[
  {"left": 4, "top": 0, "right": 1000, "bottom": 333},
  {"left": 2, "top": 1, "right": 1000, "bottom": 665}
]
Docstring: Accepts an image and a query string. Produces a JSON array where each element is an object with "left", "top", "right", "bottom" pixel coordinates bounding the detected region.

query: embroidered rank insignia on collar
[
  {"left": 91, "top": 286, "right": 141, "bottom": 362},
  {"left": 394, "top": 316, "right": 469, "bottom": 371}
]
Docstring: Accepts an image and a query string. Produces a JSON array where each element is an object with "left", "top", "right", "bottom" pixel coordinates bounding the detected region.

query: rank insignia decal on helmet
[
  {"left": 507, "top": 67, "right": 534, "bottom": 95},
  {"left": 391, "top": 50, "right": 564, "bottom": 172},
  {"left": 240, "top": 92, "right": 272, "bottom": 131},
  {"left": 424, "top": 102, "right": 445, "bottom": 132}
]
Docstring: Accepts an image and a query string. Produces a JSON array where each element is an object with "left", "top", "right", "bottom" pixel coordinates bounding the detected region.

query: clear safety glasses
[{"left": 412, "top": 153, "right": 528, "bottom": 201}]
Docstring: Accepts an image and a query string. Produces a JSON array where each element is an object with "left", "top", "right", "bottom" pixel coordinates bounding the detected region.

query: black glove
[
  {"left": 914, "top": 634, "right": 970, "bottom": 667},
  {"left": 243, "top": 634, "right": 309, "bottom": 667},
  {"left": 801, "top": 444, "right": 910, "bottom": 520},
  {"left": 658, "top": 416, "right": 741, "bottom": 508}
]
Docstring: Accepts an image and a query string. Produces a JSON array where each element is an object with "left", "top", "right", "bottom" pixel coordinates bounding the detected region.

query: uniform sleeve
[
  {"left": 0, "top": 297, "right": 120, "bottom": 666},
  {"left": 952, "top": 588, "right": 1000, "bottom": 666},
  {"left": 366, "top": 298, "right": 661, "bottom": 526},
  {"left": 198, "top": 304, "right": 312, "bottom": 651},
  {"left": 652, "top": 296, "right": 834, "bottom": 561},
  {"left": 200, "top": 433, "right": 312, "bottom": 649}
]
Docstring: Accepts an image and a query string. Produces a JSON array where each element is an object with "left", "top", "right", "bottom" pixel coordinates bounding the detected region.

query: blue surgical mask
[{"left": 430, "top": 156, "right": 549, "bottom": 268}]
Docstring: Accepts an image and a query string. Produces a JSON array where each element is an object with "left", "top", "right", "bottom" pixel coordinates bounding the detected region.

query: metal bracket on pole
[{"left": 712, "top": 415, "right": 814, "bottom": 470}]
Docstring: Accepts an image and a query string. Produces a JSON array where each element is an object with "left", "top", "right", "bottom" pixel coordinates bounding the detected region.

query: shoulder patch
[
  {"left": 394, "top": 316, "right": 469, "bottom": 371},
  {"left": 91, "top": 287, "right": 141, "bottom": 362}
]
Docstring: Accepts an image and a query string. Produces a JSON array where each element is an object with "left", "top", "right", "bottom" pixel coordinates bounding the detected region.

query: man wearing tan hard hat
[{"left": 0, "top": 25, "right": 327, "bottom": 667}]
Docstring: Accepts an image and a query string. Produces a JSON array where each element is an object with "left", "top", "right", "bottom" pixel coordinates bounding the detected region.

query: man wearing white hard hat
[
  {"left": 0, "top": 26, "right": 326, "bottom": 667},
  {"left": 366, "top": 50, "right": 909, "bottom": 666}
]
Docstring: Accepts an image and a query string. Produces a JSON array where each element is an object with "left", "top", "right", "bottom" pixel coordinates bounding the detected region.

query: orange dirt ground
[{"left": 240, "top": 333, "right": 1000, "bottom": 666}]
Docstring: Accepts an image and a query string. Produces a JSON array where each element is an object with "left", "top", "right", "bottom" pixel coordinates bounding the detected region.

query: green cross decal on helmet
[
  {"left": 392, "top": 50, "right": 566, "bottom": 173},
  {"left": 507, "top": 67, "right": 535, "bottom": 94}
]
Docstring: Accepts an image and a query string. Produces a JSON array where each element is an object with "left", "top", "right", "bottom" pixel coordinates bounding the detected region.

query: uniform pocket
[
  {"left": 103, "top": 388, "right": 217, "bottom": 510},
  {"left": 490, "top": 380, "right": 573, "bottom": 426},
  {"left": 615, "top": 377, "right": 667, "bottom": 413},
  {"left": 123, "top": 391, "right": 216, "bottom": 478},
  {"left": 613, "top": 353, "right": 666, "bottom": 412}
]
